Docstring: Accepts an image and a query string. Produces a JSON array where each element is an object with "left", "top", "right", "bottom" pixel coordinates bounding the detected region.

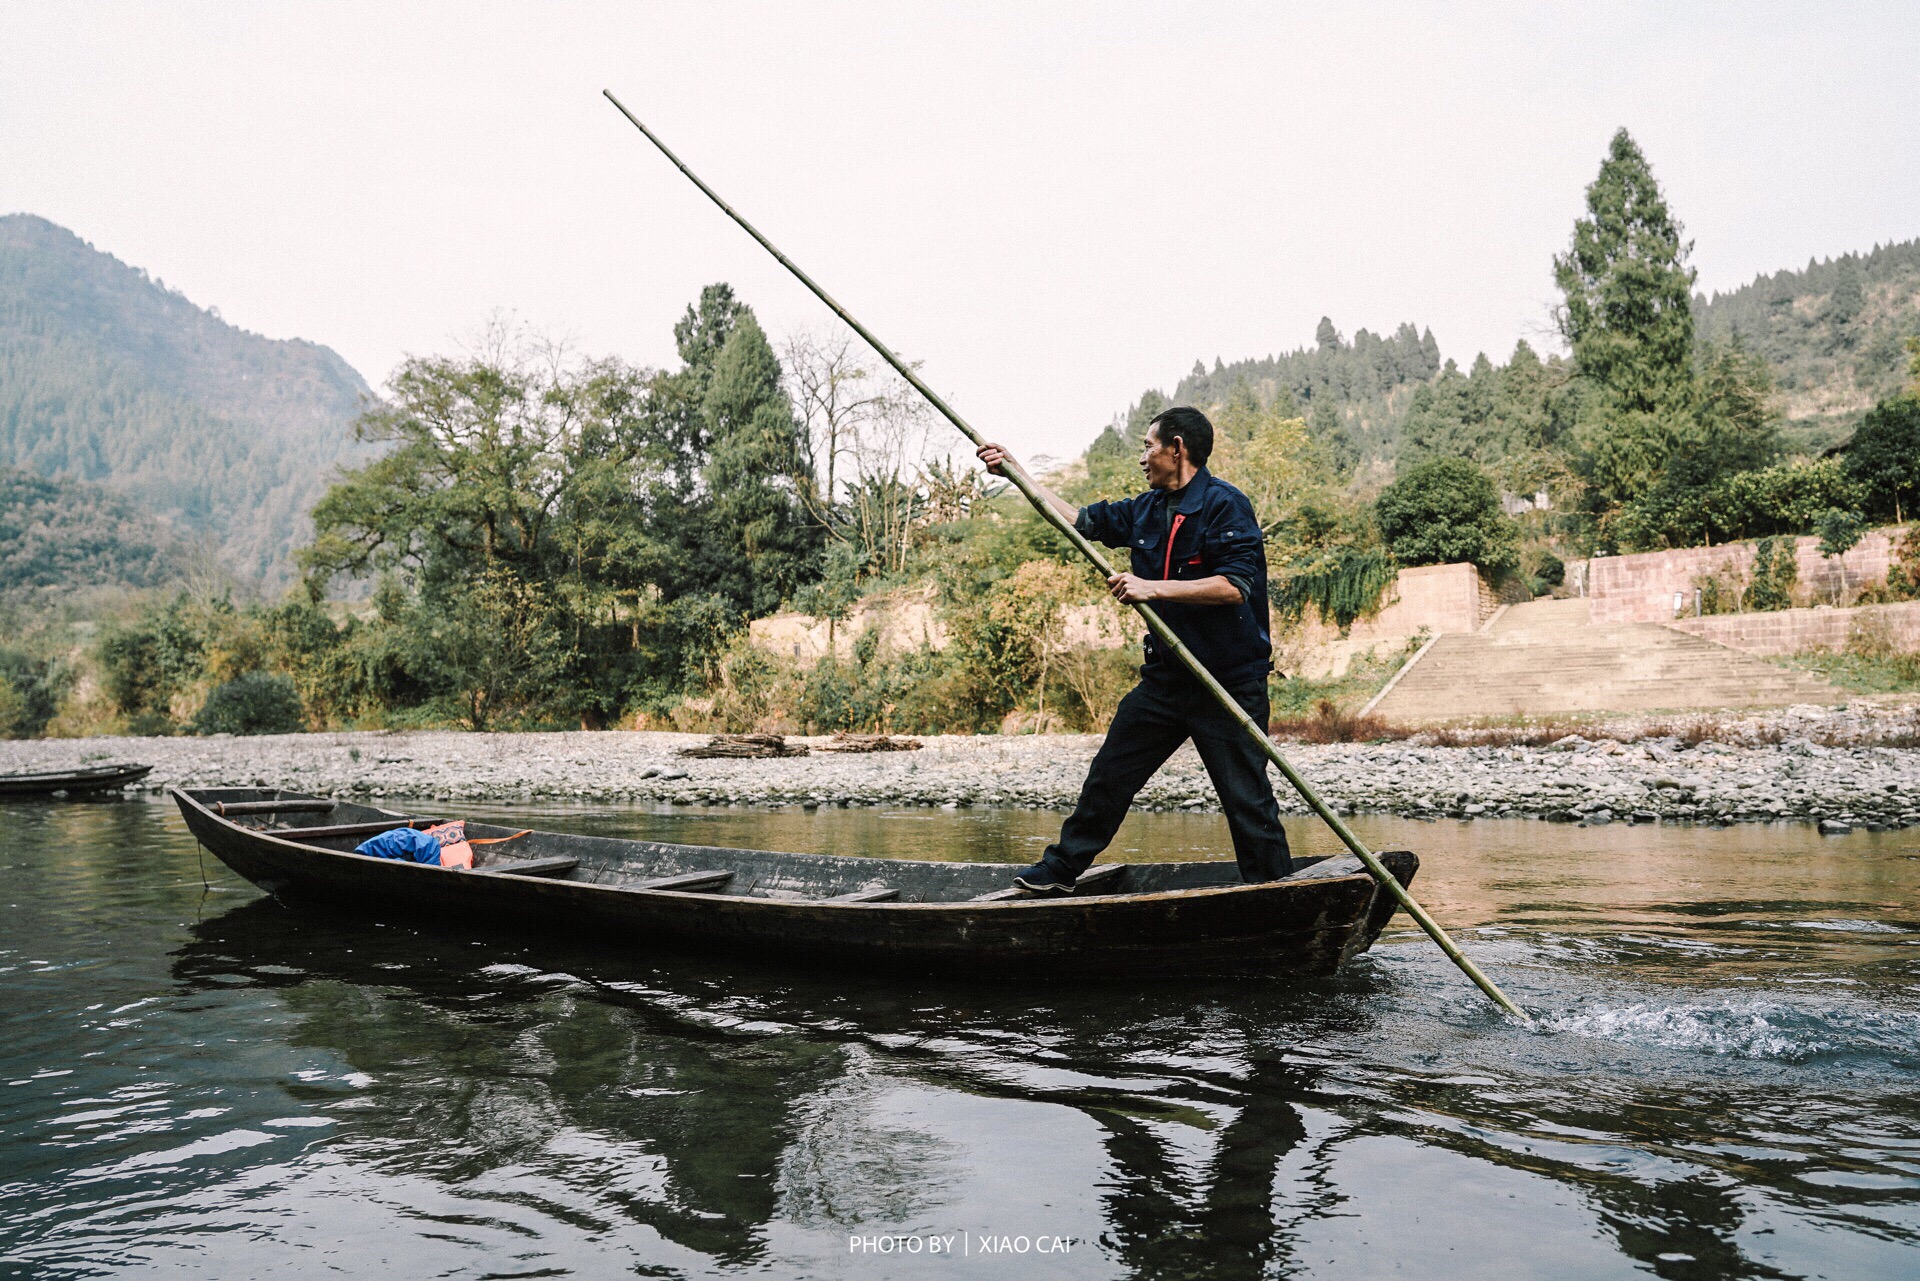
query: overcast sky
[{"left": 5, "top": 2, "right": 1916, "bottom": 459}]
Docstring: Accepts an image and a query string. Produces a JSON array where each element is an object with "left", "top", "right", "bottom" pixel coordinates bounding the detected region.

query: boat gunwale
[
  {"left": 1, "top": 763, "right": 149, "bottom": 779},
  {"left": 170, "top": 787, "right": 1392, "bottom": 911}
]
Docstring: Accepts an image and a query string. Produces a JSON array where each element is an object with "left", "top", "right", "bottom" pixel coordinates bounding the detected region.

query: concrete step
[
  {"left": 1368, "top": 617, "right": 1843, "bottom": 721},
  {"left": 1487, "top": 597, "right": 1592, "bottom": 635}
]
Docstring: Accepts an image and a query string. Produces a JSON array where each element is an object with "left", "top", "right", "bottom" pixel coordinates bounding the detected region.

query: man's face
[{"left": 1140, "top": 425, "right": 1184, "bottom": 490}]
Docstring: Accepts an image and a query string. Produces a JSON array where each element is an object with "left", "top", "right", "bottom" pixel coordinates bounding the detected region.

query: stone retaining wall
[
  {"left": 750, "top": 589, "right": 1132, "bottom": 661},
  {"left": 1668, "top": 599, "right": 1920, "bottom": 656},
  {"left": 1284, "top": 561, "right": 1495, "bottom": 678},
  {"left": 1585, "top": 528, "right": 1900, "bottom": 623},
  {"left": 750, "top": 590, "right": 951, "bottom": 661},
  {"left": 754, "top": 563, "right": 1498, "bottom": 679}
]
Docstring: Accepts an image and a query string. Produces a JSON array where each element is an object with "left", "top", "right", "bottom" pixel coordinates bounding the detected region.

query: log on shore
[
  {"left": 819, "top": 733, "right": 923, "bottom": 753},
  {"left": 678, "top": 734, "right": 809, "bottom": 759}
]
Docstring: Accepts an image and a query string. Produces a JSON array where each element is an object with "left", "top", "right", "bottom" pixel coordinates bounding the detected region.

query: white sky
[{"left": 4, "top": 2, "right": 1916, "bottom": 460}]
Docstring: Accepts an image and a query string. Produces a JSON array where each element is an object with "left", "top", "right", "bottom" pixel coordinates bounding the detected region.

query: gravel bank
[{"left": 6, "top": 704, "right": 1920, "bottom": 832}]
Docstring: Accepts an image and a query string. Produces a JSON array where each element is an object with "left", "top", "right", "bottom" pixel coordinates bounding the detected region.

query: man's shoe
[{"left": 1013, "top": 861, "right": 1077, "bottom": 895}]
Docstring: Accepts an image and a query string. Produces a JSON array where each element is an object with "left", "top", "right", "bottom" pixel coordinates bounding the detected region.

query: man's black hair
[{"left": 1148, "top": 406, "right": 1214, "bottom": 467}]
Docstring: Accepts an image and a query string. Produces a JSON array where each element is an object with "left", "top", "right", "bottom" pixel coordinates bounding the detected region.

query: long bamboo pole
[{"left": 604, "top": 90, "right": 1527, "bottom": 1020}]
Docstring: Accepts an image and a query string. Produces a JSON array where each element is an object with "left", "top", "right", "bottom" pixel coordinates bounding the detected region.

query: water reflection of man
[
  {"left": 976, "top": 406, "right": 1293, "bottom": 893},
  {"left": 1094, "top": 1057, "right": 1309, "bottom": 1278}
]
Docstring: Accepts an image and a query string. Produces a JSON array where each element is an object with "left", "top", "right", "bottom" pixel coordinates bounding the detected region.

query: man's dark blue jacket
[{"left": 1075, "top": 467, "right": 1272, "bottom": 688}]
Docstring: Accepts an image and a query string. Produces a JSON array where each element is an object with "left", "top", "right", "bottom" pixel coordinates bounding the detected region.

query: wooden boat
[
  {"left": 0, "top": 762, "right": 154, "bottom": 797},
  {"left": 170, "top": 787, "right": 1419, "bottom": 977}
]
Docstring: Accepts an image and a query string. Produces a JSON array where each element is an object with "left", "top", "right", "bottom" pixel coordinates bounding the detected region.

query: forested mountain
[
  {"left": 1080, "top": 129, "right": 1920, "bottom": 581},
  {"left": 0, "top": 466, "right": 177, "bottom": 591},
  {"left": 1694, "top": 237, "right": 1920, "bottom": 450},
  {"left": 1160, "top": 319, "right": 1441, "bottom": 465},
  {"left": 1103, "top": 239, "right": 1920, "bottom": 474},
  {"left": 0, "top": 214, "right": 374, "bottom": 581}
]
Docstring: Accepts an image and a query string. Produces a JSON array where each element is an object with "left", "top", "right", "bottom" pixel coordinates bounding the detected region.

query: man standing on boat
[{"left": 976, "top": 406, "right": 1293, "bottom": 893}]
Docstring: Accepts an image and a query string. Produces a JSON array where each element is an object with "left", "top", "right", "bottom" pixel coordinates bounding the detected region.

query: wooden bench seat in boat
[
  {"left": 631, "top": 870, "right": 734, "bottom": 892},
  {"left": 476, "top": 856, "right": 580, "bottom": 878},
  {"left": 212, "top": 799, "right": 336, "bottom": 817}
]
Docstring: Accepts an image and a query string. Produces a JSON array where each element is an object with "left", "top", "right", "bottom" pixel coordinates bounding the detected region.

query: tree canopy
[
  {"left": 1374, "top": 458, "right": 1520, "bottom": 580},
  {"left": 272, "top": 289, "right": 826, "bottom": 729},
  {"left": 0, "top": 466, "right": 177, "bottom": 591},
  {"left": 1843, "top": 393, "right": 1920, "bottom": 523}
]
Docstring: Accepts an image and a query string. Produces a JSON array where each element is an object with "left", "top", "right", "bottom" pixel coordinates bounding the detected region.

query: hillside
[
  {"left": 0, "top": 466, "right": 177, "bottom": 591},
  {"left": 1694, "top": 236, "right": 1920, "bottom": 450},
  {"left": 0, "top": 214, "right": 374, "bottom": 581},
  {"left": 1169, "top": 318, "right": 1441, "bottom": 464},
  {"left": 1099, "top": 234, "right": 1920, "bottom": 474}
]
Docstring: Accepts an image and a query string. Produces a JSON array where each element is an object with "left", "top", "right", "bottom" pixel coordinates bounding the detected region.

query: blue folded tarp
[{"left": 355, "top": 826, "right": 445, "bottom": 865}]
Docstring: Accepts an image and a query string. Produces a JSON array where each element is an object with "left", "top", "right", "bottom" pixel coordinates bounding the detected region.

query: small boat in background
[
  {"left": 0, "top": 762, "right": 154, "bottom": 798},
  {"left": 171, "top": 787, "right": 1419, "bottom": 978}
]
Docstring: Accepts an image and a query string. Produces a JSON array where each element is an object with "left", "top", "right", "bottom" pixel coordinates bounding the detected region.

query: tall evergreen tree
[
  {"left": 1827, "top": 257, "right": 1864, "bottom": 329},
  {"left": 1493, "top": 340, "right": 1554, "bottom": 454},
  {"left": 1555, "top": 129, "right": 1700, "bottom": 514},
  {"left": 1399, "top": 357, "right": 1509, "bottom": 464},
  {"left": 1125, "top": 389, "right": 1169, "bottom": 438},
  {"left": 1554, "top": 128, "right": 1698, "bottom": 419},
  {"left": 1308, "top": 397, "right": 1356, "bottom": 472},
  {"left": 700, "top": 312, "right": 819, "bottom": 616},
  {"left": 625, "top": 285, "right": 740, "bottom": 511},
  {"left": 673, "top": 283, "right": 749, "bottom": 379}
]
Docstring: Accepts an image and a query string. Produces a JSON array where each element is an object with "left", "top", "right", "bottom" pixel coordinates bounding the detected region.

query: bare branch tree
[
  {"left": 782, "top": 326, "right": 951, "bottom": 576},
  {"left": 782, "top": 327, "right": 887, "bottom": 512}
]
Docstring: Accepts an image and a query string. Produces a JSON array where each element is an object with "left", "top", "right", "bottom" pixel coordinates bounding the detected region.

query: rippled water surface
[{"left": 4, "top": 796, "right": 1919, "bottom": 1279}]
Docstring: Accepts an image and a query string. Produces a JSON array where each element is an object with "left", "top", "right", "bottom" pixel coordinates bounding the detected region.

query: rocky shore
[{"left": 5, "top": 704, "right": 1919, "bottom": 832}]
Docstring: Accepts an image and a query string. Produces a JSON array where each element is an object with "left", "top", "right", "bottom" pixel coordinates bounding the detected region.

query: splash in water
[{"left": 1543, "top": 997, "right": 1920, "bottom": 1063}]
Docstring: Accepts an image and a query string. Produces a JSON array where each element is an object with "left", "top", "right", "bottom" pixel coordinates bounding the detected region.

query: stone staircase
[{"left": 1364, "top": 597, "right": 1845, "bottom": 722}]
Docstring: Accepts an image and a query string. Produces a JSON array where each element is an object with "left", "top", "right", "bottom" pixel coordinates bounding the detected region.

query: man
[{"left": 976, "top": 406, "right": 1293, "bottom": 893}]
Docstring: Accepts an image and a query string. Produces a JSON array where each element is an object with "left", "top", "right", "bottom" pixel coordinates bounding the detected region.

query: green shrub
[
  {"left": 1374, "top": 458, "right": 1520, "bottom": 580},
  {"left": 1844, "top": 392, "right": 1920, "bottom": 523},
  {"left": 0, "top": 677, "right": 27, "bottom": 739},
  {"left": 125, "top": 710, "right": 180, "bottom": 737},
  {"left": 1519, "top": 545, "right": 1565, "bottom": 596},
  {"left": 1618, "top": 456, "right": 1865, "bottom": 551},
  {"left": 1815, "top": 507, "right": 1866, "bottom": 558},
  {"left": 1692, "top": 568, "right": 1740, "bottom": 615},
  {"left": 194, "top": 672, "right": 306, "bottom": 736},
  {"left": 0, "top": 649, "right": 68, "bottom": 738},
  {"left": 1742, "top": 536, "right": 1798, "bottom": 612},
  {"left": 1274, "top": 546, "right": 1397, "bottom": 630},
  {"left": 1883, "top": 526, "right": 1920, "bottom": 601}
]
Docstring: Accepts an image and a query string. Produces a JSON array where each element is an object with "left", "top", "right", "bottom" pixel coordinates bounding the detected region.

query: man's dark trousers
[{"left": 1039, "top": 672, "right": 1293, "bottom": 884}]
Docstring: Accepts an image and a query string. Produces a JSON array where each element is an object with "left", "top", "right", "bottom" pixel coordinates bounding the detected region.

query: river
[{"left": 2, "top": 796, "right": 1917, "bottom": 1278}]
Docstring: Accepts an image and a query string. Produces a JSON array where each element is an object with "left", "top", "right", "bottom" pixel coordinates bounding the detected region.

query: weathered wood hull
[
  {"left": 172, "top": 788, "right": 1417, "bottom": 979},
  {"left": 0, "top": 763, "right": 153, "bottom": 797}
]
